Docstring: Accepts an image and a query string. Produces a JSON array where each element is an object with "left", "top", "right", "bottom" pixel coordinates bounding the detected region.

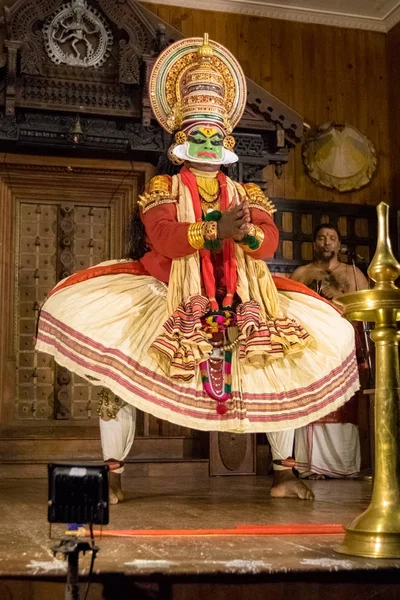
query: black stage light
[{"left": 48, "top": 463, "right": 109, "bottom": 525}]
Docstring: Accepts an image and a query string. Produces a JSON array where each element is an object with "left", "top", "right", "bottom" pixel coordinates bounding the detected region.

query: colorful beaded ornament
[{"left": 200, "top": 310, "right": 239, "bottom": 414}]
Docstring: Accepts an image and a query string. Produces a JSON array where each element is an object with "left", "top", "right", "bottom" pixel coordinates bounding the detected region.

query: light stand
[
  {"left": 48, "top": 464, "right": 109, "bottom": 600},
  {"left": 348, "top": 250, "right": 373, "bottom": 381},
  {"left": 52, "top": 533, "right": 98, "bottom": 600},
  {"left": 346, "top": 250, "right": 375, "bottom": 476}
]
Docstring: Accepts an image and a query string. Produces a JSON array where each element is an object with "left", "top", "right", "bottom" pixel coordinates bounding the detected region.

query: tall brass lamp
[{"left": 337, "top": 202, "right": 400, "bottom": 558}]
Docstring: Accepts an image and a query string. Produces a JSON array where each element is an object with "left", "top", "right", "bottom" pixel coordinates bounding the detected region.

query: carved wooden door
[
  {"left": 18, "top": 202, "right": 113, "bottom": 421},
  {"left": 0, "top": 155, "right": 153, "bottom": 428}
]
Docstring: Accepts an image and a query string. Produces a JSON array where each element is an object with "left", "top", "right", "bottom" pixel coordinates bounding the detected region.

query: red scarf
[{"left": 180, "top": 166, "right": 237, "bottom": 310}]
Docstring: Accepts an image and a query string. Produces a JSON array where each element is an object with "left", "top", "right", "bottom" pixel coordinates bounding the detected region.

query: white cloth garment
[
  {"left": 99, "top": 403, "right": 137, "bottom": 474},
  {"left": 266, "top": 430, "right": 295, "bottom": 471},
  {"left": 99, "top": 407, "right": 296, "bottom": 475},
  {"left": 294, "top": 423, "right": 361, "bottom": 478},
  {"left": 36, "top": 264, "right": 359, "bottom": 434}
]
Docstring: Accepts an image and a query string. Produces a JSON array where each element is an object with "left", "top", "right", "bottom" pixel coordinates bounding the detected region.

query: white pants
[
  {"left": 99, "top": 403, "right": 137, "bottom": 474},
  {"left": 267, "top": 430, "right": 295, "bottom": 470},
  {"left": 99, "top": 410, "right": 299, "bottom": 475}
]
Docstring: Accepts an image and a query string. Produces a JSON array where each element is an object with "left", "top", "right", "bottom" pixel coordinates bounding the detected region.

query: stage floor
[{"left": 1, "top": 476, "right": 400, "bottom": 598}]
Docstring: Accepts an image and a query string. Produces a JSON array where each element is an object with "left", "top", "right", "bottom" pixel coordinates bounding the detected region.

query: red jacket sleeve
[
  {"left": 248, "top": 208, "right": 279, "bottom": 260},
  {"left": 141, "top": 203, "right": 196, "bottom": 259}
]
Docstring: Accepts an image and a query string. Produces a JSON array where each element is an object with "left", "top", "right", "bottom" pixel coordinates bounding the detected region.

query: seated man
[{"left": 291, "top": 224, "right": 369, "bottom": 479}]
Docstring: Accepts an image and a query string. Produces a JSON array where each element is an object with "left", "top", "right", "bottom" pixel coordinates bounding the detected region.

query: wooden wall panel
[
  {"left": 388, "top": 23, "right": 400, "bottom": 208},
  {"left": 145, "top": 4, "right": 391, "bottom": 206},
  {"left": 0, "top": 177, "right": 15, "bottom": 424}
]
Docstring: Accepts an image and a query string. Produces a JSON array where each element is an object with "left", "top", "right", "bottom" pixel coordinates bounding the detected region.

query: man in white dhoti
[{"left": 291, "top": 224, "right": 369, "bottom": 479}]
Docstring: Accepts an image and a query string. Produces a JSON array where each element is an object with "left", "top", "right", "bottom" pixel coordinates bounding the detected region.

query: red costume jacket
[{"left": 140, "top": 202, "right": 279, "bottom": 284}]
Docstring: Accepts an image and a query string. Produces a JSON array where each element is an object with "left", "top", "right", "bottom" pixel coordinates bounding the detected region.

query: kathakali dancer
[{"left": 36, "top": 35, "right": 359, "bottom": 503}]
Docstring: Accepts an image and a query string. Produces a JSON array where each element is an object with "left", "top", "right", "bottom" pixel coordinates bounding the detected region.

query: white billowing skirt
[{"left": 36, "top": 263, "right": 359, "bottom": 433}]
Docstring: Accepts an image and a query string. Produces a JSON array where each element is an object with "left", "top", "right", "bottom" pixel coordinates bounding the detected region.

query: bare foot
[
  {"left": 270, "top": 470, "right": 315, "bottom": 500},
  {"left": 307, "top": 473, "right": 326, "bottom": 480},
  {"left": 109, "top": 472, "right": 124, "bottom": 505}
]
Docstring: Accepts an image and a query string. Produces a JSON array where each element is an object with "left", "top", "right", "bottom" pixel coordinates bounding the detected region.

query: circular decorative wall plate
[{"left": 302, "top": 122, "right": 377, "bottom": 192}]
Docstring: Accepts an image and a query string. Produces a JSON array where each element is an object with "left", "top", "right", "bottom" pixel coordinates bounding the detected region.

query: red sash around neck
[{"left": 180, "top": 166, "right": 237, "bottom": 311}]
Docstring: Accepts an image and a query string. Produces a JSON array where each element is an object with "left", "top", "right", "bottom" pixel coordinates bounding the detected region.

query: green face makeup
[{"left": 187, "top": 127, "right": 224, "bottom": 161}]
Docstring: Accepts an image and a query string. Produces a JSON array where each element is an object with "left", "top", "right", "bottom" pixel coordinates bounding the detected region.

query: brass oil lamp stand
[{"left": 337, "top": 202, "right": 400, "bottom": 558}]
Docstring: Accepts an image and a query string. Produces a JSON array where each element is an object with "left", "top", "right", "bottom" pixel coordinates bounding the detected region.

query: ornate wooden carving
[
  {"left": 99, "top": 0, "right": 150, "bottom": 85},
  {"left": 0, "top": 1, "right": 304, "bottom": 173},
  {"left": 142, "top": 54, "right": 157, "bottom": 127},
  {"left": 0, "top": 108, "right": 291, "bottom": 180},
  {"left": 4, "top": 40, "right": 20, "bottom": 115},
  {"left": 245, "top": 78, "right": 303, "bottom": 145},
  {"left": 2, "top": 0, "right": 156, "bottom": 116},
  {"left": 10, "top": 0, "right": 56, "bottom": 76},
  {"left": 58, "top": 204, "right": 75, "bottom": 280}
]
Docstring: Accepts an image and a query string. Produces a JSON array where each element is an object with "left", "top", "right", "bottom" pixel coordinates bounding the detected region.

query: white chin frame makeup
[{"left": 172, "top": 142, "right": 238, "bottom": 165}]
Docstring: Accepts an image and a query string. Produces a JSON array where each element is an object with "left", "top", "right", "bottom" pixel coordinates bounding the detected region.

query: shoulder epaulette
[
  {"left": 243, "top": 183, "right": 276, "bottom": 216},
  {"left": 138, "top": 175, "right": 176, "bottom": 214}
]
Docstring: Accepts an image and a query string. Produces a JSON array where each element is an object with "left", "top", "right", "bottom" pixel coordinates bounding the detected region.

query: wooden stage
[{"left": 1, "top": 475, "right": 400, "bottom": 599}]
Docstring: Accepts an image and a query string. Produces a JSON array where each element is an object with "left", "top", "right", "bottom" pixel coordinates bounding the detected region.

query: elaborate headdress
[{"left": 149, "top": 34, "right": 247, "bottom": 165}]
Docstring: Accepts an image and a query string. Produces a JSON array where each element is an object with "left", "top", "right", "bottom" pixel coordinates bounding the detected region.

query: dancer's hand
[
  {"left": 218, "top": 201, "right": 251, "bottom": 240},
  {"left": 233, "top": 201, "right": 251, "bottom": 240}
]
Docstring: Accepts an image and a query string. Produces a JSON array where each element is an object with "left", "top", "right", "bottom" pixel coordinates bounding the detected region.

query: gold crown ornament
[
  {"left": 174, "top": 131, "right": 187, "bottom": 145},
  {"left": 149, "top": 34, "right": 246, "bottom": 165},
  {"left": 223, "top": 135, "right": 236, "bottom": 150}
]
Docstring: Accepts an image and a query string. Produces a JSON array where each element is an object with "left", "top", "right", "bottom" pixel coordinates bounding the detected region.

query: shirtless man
[
  {"left": 291, "top": 224, "right": 369, "bottom": 479},
  {"left": 291, "top": 224, "right": 368, "bottom": 302}
]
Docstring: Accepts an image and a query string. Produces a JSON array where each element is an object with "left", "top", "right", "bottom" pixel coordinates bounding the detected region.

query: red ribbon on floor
[{"left": 87, "top": 524, "right": 345, "bottom": 537}]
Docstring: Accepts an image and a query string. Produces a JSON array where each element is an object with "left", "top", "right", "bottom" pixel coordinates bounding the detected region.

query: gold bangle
[
  {"left": 247, "top": 224, "right": 256, "bottom": 237},
  {"left": 254, "top": 225, "right": 265, "bottom": 246},
  {"left": 188, "top": 222, "right": 205, "bottom": 250},
  {"left": 239, "top": 224, "right": 265, "bottom": 253},
  {"left": 204, "top": 221, "right": 218, "bottom": 241}
]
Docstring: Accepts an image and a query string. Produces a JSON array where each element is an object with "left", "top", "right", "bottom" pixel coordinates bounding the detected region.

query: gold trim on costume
[
  {"left": 243, "top": 183, "right": 276, "bottom": 216},
  {"left": 189, "top": 168, "right": 220, "bottom": 208},
  {"left": 148, "top": 175, "right": 172, "bottom": 194},
  {"left": 239, "top": 224, "right": 265, "bottom": 253},
  {"left": 175, "top": 131, "right": 187, "bottom": 144},
  {"left": 188, "top": 222, "right": 205, "bottom": 250},
  {"left": 204, "top": 220, "right": 218, "bottom": 241},
  {"left": 138, "top": 175, "right": 176, "bottom": 214},
  {"left": 197, "top": 179, "right": 219, "bottom": 204},
  {"left": 138, "top": 192, "right": 176, "bottom": 214},
  {"left": 96, "top": 389, "right": 126, "bottom": 420}
]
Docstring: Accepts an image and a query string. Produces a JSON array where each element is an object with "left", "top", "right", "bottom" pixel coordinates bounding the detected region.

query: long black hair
[
  {"left": 127, "top": 205, "right": 149, "bottom": 260},
  {"left": 126, "top": 149, "right": 181, "bottom": 260}
]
